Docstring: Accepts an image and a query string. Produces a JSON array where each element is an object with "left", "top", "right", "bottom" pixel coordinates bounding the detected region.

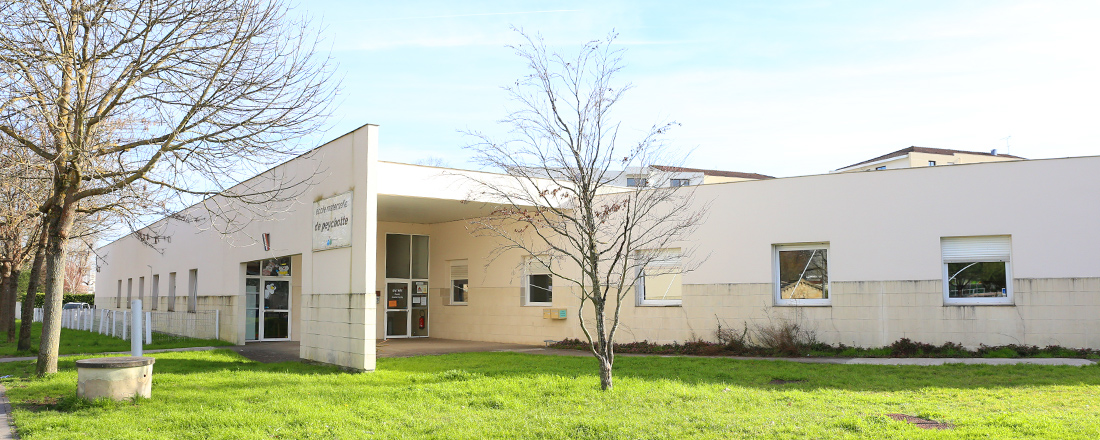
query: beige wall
[
  {"left": 701, "top": 175, "right": 756, "bottom": 184},
  {"left": 422, "top": 156, "right": 1100, "bottom": 348},
  {"left": 96, "top": 124, "right": 379, "bottom": 371}
]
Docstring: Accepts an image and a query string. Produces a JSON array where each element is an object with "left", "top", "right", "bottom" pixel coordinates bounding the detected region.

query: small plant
[
  {"left": 751, "top": 319, "right": 817, "bottom": 356},
  {"left": 714, "top": 319, "right": 750, "bottom": 352}
]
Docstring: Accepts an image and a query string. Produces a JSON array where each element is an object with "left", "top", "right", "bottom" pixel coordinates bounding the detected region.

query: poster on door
[{"left": 313, "top": 191, "right": 353, "bottom": 251}]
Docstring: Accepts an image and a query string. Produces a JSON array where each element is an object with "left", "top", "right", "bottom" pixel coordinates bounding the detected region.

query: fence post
[
  {"left": 132, "top": 300, "right": 142, "bottom": 356},
  {"left": 215, "top": 309, "right": 220, "bottom": 340},
  {"left": 122, "top": 310, "right": 128, "bottom": 341},
  {"left": 145, "top": 312, "right": 152, "bottom": 345}
]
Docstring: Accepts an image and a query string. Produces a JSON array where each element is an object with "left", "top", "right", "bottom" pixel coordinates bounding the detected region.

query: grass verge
[
  {"left": 0, "top": 321, "right": 232, "bottom": 358},
  {"left": 2, "top": 350, "right": 1099, "bottom": 439}
]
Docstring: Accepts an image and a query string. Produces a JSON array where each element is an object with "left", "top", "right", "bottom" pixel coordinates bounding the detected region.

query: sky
[{"left": 296, "top": 0, "right": 1100, "bottom": 178}]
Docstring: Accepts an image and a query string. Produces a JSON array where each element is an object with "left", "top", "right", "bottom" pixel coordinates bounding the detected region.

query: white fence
[{"left": 31, "top": 306, "right": 220, "bottom": 343}]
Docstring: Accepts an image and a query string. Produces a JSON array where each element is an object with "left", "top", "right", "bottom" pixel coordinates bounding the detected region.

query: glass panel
[
  {"left": 387, "top": 282, "right": 408, "bottom": 309},
  {"left": 386, "top": 235, "right": 411, "bottom": 279},
  {"left": 644, "top": 270, "right": 682, "bottom": 300},
  {"left": 947, "top": 262, "right": 1007, "bottom": 298},
  {"left": 386, "top": 311, "right": 408, "bottom": 337},
  {"left": 778, "top": 249, "right": 829, "bottom": 299},
  {"left": 453, "top": 279, "right": 468, "bottom": 303},
  {"left": 411, "top": 235, "right": 429, "bottom": 279},
  {"left": 261, "top": 257, "right": 292, "bottom": 277},
  {"left": 246, "top": 279, "right": 260, "bottom": 308},
  {"left": 246, "top": 309, "right": 259, "bottom": 340},
  {"left": 411, "top": 308, "right": 428, "bottom": 337},
  {"left": 528, "top": 274, "right": 553, "bottom": 303},
  {"left": 264, "top": 280, "right": 290, "bottom": 310},
  {"left": 263, "top": 311, "right": 289, "bottom": 339},
  {"left": 246, "top": 261, "right": 261, "bottom": 276}
]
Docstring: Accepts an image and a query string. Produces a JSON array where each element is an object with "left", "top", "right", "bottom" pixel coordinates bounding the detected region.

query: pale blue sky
[{"left": 299, "top": 0, "right": 1100, "bottom": 177}]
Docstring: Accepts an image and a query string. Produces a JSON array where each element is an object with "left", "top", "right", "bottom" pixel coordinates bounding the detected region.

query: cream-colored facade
[
  {"left": 97, "top": 124, "right": 1100, "bottom": 370},
  {"left": 834, "top": 147, "right": 1024, "bottom": 172}
]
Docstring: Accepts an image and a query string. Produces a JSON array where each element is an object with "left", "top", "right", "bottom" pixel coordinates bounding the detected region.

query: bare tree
[
  {"left": 464, "top": 30, "right": 704, "bottom": 390},
  {"left": 0, "top": 0, "right": 337, "bottom": 374}
]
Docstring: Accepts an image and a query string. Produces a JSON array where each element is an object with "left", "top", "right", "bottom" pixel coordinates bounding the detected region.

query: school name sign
[{"left": 313, "top": 191, "right": 353, "bottom": 251}]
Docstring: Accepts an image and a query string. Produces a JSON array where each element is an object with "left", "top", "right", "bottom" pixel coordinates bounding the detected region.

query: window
[
  {"left": 942, "top": 236, "right": 1012, "bottom": 305},
  {"left": 126, "top": 278, "right": 133, "bottom": 309},
  {"left": 151, "top": 274, "right": 160, "bottom": 310},
  {"left": 928, "top": 160, "right": 936, "bottom": 166},
  {"left": 670, "top": 179, "right": 691, "bottom": 187},
  {"left": 449, "top": 260, "right": 469, "bottom": 305},
  {"left": 524, "top": 258, "right": 553, "bottom": 306},
  {"left": 636, "top": 248, "right": 682, "bottom": 306},
  {"left": 774, "top": 243, "right": 830, "bottom": 306},
  {"left": 167, "top": 272, "right": 177, "bottom": 312},
  {"left": 116, "top": 280, "right": 122, "bottom": 308},
  {"left": 188, "top": 269, "right": 198, "bottom": 313},
  {"left": 626, "top": 176, "right": 648, "bottom": 187},
  {"left": 138, "top": 276, "right": 145, "bottom": 309},
  {"left": 874, "top": 166, "right": 886, "bottom": 170}
]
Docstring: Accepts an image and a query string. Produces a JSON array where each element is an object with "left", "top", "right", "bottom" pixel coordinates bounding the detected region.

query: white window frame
[
  {"left": 151, "top": 274, "right": 159, "bottom": 310},
  {"left": 449, "top": 260, "right": 469, "bottom": 306},
  {"left": 670, "top": 178, "right": 691, "bottom": 187},
  {"left": 942, "top": 236, "right": 1013, "bottom": 306},
  {"left": 626, "top": 176, "right": 648, "bottom": 187},
  {"left": 635, "top": 248, "right": 683, "bottom": 307},
  {"left": 774, "top": 243, "right": 831, "bottom": 306},
  {"left": 187, "top": 269, "right": 198, "bottom": 313},
  {"left": 523, "top": 257, "right": 553, "bottom": 306}
]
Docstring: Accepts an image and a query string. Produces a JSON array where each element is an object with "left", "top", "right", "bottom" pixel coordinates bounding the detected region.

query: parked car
[{"left": 62, "top": 302, "right": 92, "bottom": 310}]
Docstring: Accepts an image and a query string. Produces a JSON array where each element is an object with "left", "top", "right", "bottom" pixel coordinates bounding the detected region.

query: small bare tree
[
  {"left": 0, "top": 0, "right": 337, "bottom": 374},
  {"left": 464, "top": 30, "right": 705, "bottom": 390}
]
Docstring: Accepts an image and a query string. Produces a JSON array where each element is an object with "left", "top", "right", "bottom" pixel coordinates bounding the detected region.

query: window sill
[
  {"left": 524, "top": 303, "right": 553, "bottom": 307},
  {"left": 943, "top": 301, "right": 1014, "bottom": 307},
  {"left": 637, "top": 301, "right": 682, "bottom": 307},
  {"left": 446, "top": 302, "right": 468, "bottom": 306},
  {"left": 774, "top": 302, "right": 831, "bottom": 307}
]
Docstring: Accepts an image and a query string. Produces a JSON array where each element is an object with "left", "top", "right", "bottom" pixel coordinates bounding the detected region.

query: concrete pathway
[
  {"left": 508, "top": 347, "right": 1097, "bottom": 366},
  {"left": 0, "top": 385, "right": 18, "bottom": 440}
]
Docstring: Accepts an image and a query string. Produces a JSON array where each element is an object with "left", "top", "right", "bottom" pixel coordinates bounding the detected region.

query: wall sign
[{"left": 313, "top": 191, "right": 353, "bottom": 251}]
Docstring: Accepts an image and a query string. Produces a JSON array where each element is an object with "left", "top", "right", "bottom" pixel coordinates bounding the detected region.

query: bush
[
  {"left": 17, "top": 292, "right": 95, "bottom": 307},
  {"left": 751, "top": 319, "right": 817, "bottom": 356}
]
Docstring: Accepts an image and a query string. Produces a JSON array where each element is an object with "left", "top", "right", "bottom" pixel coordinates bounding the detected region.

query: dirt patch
[
  {"left": 886, "top": 413, "right": 955, "bottom": 430},
  {"left": 767, "top": 379, "right": 806, "bottom": 385}
]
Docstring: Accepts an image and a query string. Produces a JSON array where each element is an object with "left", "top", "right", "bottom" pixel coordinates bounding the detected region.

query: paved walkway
[
  {"left": 513, "top": 347, "right": 1096, "bottom": 366},
  {"left": 0, "top": 385, "right": 15, "bottom": 440}
]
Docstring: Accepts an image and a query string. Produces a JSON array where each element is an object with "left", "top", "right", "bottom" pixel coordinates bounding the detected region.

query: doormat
[{"left": 886, "top": 413, "right": 955, "bottom": 430}]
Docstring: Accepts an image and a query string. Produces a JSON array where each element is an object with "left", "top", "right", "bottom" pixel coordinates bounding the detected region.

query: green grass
[
  {"left": 0, "top": 321, "right": 232, "bottom": 357},
  {"left": 2, "top": 351, "right": 1099, "bottom": 439}
]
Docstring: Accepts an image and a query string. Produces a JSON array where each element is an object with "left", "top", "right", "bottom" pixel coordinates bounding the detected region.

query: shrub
[{"left": 18, "top": 292, "right": 95, "bottom": 307}]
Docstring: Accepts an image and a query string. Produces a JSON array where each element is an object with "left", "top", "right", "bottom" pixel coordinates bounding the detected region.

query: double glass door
[
  {"left": 385, "top": 234, "right": 429, "bottom": 338},
  {"left": 245, "top": 257, "right": 292, "bottom": 341}
]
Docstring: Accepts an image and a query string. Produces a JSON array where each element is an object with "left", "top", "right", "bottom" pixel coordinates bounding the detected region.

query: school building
[{"left": 94, "top": 124, "right": 1100, "bottom": 370}]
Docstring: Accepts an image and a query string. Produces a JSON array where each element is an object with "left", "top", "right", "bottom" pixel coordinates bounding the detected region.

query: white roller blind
[
  {"left": 941, "top": 236, "right": 1011, "bottom": 262},
  {"left": 450, "top": 261, "right": 469, "bottom": 279},
  {"left": 639, "top": 248, "right": 682, "bottom": 266}
]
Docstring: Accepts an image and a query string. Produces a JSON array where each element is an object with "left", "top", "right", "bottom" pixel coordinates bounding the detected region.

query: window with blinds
[
  {"left": 636, "top": 248, "right": 683, "bottom": 306},
  {"left": 449, "top": 260, "right": 469, "bottom": 305},
  {"left": 524, "top": 257, "right": 553, "bottom": 305},
  {"left": 941, "top": 236, "right": 1012, "bottom": 305}
]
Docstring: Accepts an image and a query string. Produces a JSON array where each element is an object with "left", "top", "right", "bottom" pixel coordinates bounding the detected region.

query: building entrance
[
  {"left": 244, "top": 257, "right": 292, "bottom": 341},
  {"left": 385, "top": 234, "right": 429, "bottom": 338}
]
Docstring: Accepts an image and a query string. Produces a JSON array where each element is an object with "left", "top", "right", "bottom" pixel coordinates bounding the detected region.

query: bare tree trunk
[
  {"left": 19, "top": 227, "right": 48, "bottom": 351},
  {"left": 36, "top": 201, "right": 77, "bottom": 376},
  {"left": 4, "top": 267, "right": 20, "bottom": 342},
  {"left": 0, "top": 262, "right": 11, "bottom": 339}
]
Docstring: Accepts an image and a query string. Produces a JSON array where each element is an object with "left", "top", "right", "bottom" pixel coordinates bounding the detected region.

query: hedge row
[{"left": 17, "top": 292, "right": 96, "bottom": 307}]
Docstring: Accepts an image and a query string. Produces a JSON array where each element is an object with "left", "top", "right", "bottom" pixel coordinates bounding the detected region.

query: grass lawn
[
  {"left": 2, "top": 351, "right": 1099, "bottom": 439},
  {"left": 0, "top": 321, "right": 232, "bottom": 358}
]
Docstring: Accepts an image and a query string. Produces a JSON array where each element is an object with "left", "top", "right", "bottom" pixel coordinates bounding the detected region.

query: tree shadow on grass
[{"left": 377, "top": 351, "right": 1100, "bottom": 393}]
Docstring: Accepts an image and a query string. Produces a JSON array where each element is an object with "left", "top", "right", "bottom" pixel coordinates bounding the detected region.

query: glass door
[
  {"left": 244, "top": 257, "right": 293, "bottom": 341},
  {"left": 385, "top": 234, "right": 429, "bottom": 338}
]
